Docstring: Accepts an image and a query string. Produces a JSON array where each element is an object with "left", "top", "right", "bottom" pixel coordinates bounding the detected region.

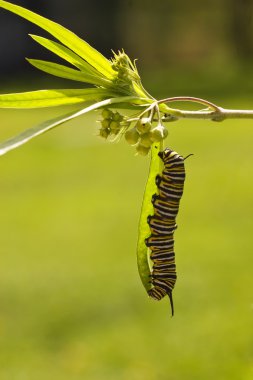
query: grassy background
[{"left": 0, "top": 89, "right": 252, "bottom": 380}]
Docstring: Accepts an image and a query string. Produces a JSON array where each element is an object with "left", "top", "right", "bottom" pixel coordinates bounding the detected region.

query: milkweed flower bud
[
  {"left": 112, "top": 112, "right": 124, "bottom": 122},
  {"left": 136, "top": 143, "right": 150, "bottom": 156},
  {"left": 101, "top": 119, "right": 111, "bottom": 129},
  {"left": 139, "top": 133, "right": 153, "bottom": 148},
  {"left": 125, "top": 127, "right": 139, "bottom": 145},
  {"left": 99, "top": 128, "right": 110, "bottom": 139},
  {"left": 111, "top": 128, "right": 120, "bottom": 135},
  {"left": 102, "top": 108, "right": 113, "bottom": 119},
  {"left": 110, "top": 120, "right": 120, "bottom": 135},
  {"left": 110, "top": 120, "right": 120, "bottom": 130},
  {"left": 149, "top": 124, "right": 168, "bottom": 142},
  {"left": 136, "top": 117, "right": 152, "bottom": 134}
]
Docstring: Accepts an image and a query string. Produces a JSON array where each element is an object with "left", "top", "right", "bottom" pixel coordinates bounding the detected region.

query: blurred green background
[{"left": 0, "top": 1, "right": 253, "bottom": 380}]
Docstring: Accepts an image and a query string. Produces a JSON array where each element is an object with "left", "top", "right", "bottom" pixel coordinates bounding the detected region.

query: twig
[{"left": 157, "top": 96, "right": 253, "bottom": 122}]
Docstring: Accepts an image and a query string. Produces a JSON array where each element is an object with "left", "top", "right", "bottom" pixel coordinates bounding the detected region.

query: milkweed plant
[{"left": 0, "top": 1, "right": 252, "bottom": 311}]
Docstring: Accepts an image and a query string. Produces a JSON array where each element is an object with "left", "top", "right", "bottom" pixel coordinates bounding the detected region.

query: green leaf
[
  {"left": 26, "top": 59, "right": 112, "bottom": 87},
  {"left": 29, "top": 34, "right": 100, "bottom": 75},
  {"left": 137, "top": 143, "right": 163, "bottom": 292},
  {"left": 0, "top": 0, "right": 115, "bottom": 79},
  {"left": 0, "top": 88, "right": 118, "bottom": 108},
  {"left": 0, "top": 96, "right": 141, "bottom": 155}
]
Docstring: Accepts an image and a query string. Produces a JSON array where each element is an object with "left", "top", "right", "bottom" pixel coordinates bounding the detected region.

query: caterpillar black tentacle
[{"left": 146, "top": 148, "right": 187, "bottom": 316}]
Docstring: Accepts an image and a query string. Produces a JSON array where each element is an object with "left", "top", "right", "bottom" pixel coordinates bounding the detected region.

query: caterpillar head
[
  {"left": 163, "top": 148, "right": 173, "bottom": 156},
  {"left": 158, "top": 149, "right": 171, "bottom": 160},
  {"left": 158, "top": 151, "right": 164, "bottom": 160}
]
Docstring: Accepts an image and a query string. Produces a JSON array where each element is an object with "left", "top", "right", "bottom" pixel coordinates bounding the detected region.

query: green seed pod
[
  {"left": 136, "top": 117, "right": 152, "bottom": 135},
  {"left": 125, "top": 127, "right": 139, "bottom": 145},
  {"left": 136, "top": 143, "right": 151, "bottom": 156},
  {"left": 112, "top": 112, "right": 123, "bottom": 122},
  {"left": 149, "top": 124, "right": 168, "bottom": 142},
  {"left": 102, "top": 108, "right": 113, "bottom": 119},
  {"left": 101, "top": 119, "right": 111, "bottom": 129},
  {"left": 99, "top": 128, "right": 110, "bottom": 139},
  {"left": 139, "top": 133, "right": 153, "bottom": 148},
  {"left": 110, "top": 120, "right": 120, "bottom": 130}
]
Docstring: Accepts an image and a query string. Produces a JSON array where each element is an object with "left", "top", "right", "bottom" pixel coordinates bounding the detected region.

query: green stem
[
  {"left": 163, "top": 108, "right": 253, "bottom": 122},
  {"left": 216, "top": 108, "right": 253, "bottom": 120},
  {"left": 155, "top": 96, "right": 253, "bottom": 122}
]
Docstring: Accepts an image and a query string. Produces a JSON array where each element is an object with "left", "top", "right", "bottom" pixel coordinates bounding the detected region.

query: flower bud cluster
[
  {"left": 124, "top": 118, "right": 168, "bottom": 156},
  {"left": 98, "top": 109, "right": 124, "bottom": 139},
  {"left": 111, "top": 50, "right": 140, "bottom": 89}
]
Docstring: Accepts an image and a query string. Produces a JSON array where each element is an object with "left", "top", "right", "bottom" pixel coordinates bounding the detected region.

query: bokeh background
[{"left": 0, "top": 1, "right": 253, "bottom": 379}]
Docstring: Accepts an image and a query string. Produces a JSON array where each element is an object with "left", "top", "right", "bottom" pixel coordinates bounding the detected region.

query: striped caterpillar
[{"left": 145, "top": 148, "right": 188, "bottom": 315}]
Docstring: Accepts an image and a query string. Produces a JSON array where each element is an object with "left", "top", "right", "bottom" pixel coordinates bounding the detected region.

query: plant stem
[
  {"left": 157, "top": 97, "right": 253, "bottom": 122},
  {"left": 163, "top": 108, "right": 253, "bottom": 121}
]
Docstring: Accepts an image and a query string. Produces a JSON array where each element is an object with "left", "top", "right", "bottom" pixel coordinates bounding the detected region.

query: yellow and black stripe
[
  {"left": 147, "top": 215, "right": 177, "bottom": 235},
  {"left": 145, "top": 148, "right": 187, "bottom": 315}
]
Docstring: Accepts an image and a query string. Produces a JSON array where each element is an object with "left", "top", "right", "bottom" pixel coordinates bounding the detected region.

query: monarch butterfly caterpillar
[{"left": 145, "top": 148, "right": 189, "bottom": 316}]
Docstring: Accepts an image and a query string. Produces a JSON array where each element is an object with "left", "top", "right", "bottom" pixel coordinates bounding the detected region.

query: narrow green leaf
[
  {"left": 0, "top": 88, "right": 118, "bottom": 108},
  {"left": 29, "top": 34, "right": 100, "bottom": 75},
  {"left": 137, "top": 143, "right": 163, "bottom": 292},
  {"left": 0, "top": 0, "right": 115, "bottom": 79},
  {"left": 27, "top": 59, "right": 112, "bottom": 87},
  {"left": 0, "top": 96, "right": 140, "bottom": 155}
]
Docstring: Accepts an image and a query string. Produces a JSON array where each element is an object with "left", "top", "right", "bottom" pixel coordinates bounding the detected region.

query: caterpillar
[{"left": 145, "top": 148, "right": 188, "bottom": 315}]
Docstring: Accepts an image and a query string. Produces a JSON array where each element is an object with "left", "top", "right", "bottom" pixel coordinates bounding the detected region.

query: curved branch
[{"left": 157, "top": 96, "right": 221, "bottom": 112}]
